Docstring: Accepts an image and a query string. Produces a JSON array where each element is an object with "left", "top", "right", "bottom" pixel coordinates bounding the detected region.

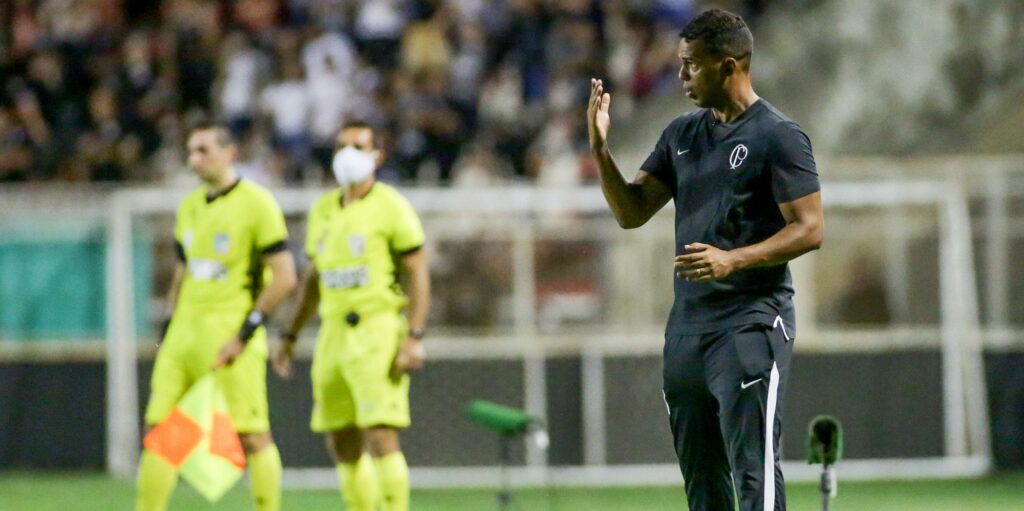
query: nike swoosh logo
[
  {"left": 677, "top": 149, "right": 690, "bottom": 156},
  {"left": 740, "top": 378, "right": 763, "bottom": 390}
]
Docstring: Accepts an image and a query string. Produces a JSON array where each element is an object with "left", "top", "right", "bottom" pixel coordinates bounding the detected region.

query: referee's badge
[
  {"left": 214, "top": 233, "right": 231, "bottom": 254},
  {"left": 729, "top": 143, "right": 749, "bottom": 170},
  {"left": 348, "top": 234, "right": 366, "bottom": 256}
]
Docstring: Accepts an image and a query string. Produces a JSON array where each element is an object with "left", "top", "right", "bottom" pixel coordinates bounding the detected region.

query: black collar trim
[{"left": 206, "top": 178, "right": 242, "bottom": 203}]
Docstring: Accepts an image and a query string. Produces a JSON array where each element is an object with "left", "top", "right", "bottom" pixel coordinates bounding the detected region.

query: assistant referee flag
[{"left": 142, "top": 374, "right": 246, "bottom": 502}]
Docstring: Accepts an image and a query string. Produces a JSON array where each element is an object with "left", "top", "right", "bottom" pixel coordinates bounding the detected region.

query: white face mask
[{"left": 332, "top": 146, "right": 379, "bottom": 188}]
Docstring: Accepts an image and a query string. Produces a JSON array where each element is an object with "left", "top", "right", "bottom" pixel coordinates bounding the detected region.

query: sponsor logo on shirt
[
  {"left": 348, "top": 234, "right": 366, "bottom": 257},
  {"left": 214, "top": 233, "right": 231, "bottom": 254},
  {"left": 321, "top": 266, "right": 370, "bottom": 289},
  {"left": 316, "top": 229, "right": 328, "bottom": 256},
  {"left": 729, "top": 143, "right": 749, "bottom": 170},
  {"left": 188, "top": 258, "right": 228, "bottom": 281}
]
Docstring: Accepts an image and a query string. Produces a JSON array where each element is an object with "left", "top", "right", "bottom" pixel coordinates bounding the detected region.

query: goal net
[{"left": 102, "top": 171, "right": 991, "bottom": 486}]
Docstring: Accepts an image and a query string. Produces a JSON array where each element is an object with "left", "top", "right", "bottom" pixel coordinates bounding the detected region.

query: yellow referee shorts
[
  {"left": 310, "top": 311, "right": 410, "bottom": 432},
  {"left": 144, "top": 307, "right": 270, "bottom": 433}
]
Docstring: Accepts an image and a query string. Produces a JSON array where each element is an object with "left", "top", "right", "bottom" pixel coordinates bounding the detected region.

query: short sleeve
[
  {"left": 253, "top": 190, "right": 289, "bottom": 254},
  {"left": 769, "top": 122, "right": 820, "bottom": 203},
  {"left": 173, "top": 198, "right": 188, "bottom": 261},
  {"left": 639, "top": 121, "right": 678, "bottom": 196},
  {"left": 304, "top": 199, "right": 324, "bottom": 260},
  {"left": 390, "top": 193, "right": 425, "bottom": 254},
  {"left": 174, "top": 199, "right": 186, "bottom": 244}
]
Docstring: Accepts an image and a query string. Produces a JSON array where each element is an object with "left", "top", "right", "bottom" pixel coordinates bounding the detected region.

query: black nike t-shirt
[{"left": 640, "top": 99, "right": 819, "bottom": 336}]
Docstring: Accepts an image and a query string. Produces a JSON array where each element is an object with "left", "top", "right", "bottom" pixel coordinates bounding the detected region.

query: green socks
[
  {"left": 374, "top": 451, "right": 410, "bottom": 511},
  {"left": 247, "top": 443, "right": 282, "bottom": 511},
  {"left": 338, "top": 453, "right": 380, "bottom": 511},
  {"left": 135, "top": 449, "right": 178, "bottom": 511}
]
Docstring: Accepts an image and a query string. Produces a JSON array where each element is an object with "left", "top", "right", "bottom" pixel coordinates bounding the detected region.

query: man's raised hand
[{"left": 587, "top": 78, "right": 611, "bottom": 152}]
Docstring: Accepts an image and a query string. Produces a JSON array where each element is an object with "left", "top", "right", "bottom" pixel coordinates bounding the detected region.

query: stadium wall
[{"left": 2, "top": 352, "right": 1022, "bottom": 471}]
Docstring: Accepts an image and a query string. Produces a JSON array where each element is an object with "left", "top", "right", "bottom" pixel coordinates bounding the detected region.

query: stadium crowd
[{"left": 0, "top": 0, "right": 765, "bottom": 187}]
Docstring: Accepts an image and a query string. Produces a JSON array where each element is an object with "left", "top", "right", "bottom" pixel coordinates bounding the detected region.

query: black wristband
[
  {"left": 409, "top": 328, "right": 425, "bottom": 340},
  {"left": 238, "top": 310, "right": 265, "bottom": 344}
]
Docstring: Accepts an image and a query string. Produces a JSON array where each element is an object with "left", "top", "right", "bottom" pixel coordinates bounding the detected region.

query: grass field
[{"left": 2, "top": 472, "right": 1023, "bottom": 510}]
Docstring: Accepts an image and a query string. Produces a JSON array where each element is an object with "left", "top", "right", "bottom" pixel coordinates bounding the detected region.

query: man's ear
[
  {"left": 721, "top": 58, "right": 736, "bottom": 77},
  {"left": 374, "top": 149, "right": 386, "bottom": 167}
]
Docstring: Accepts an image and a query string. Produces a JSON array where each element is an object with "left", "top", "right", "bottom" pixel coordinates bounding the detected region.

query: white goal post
[{"left": 105, "top": 179, "right": 991, "bottom": 486}]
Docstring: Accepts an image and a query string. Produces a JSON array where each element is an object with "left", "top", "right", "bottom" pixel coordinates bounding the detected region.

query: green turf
[{"left": 1, "top": 471, "right": 1022, "bottom": 510}]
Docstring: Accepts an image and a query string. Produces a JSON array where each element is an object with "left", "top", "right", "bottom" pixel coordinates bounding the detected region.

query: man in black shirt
[{"left": 586, "top": 9, "right": 824, "bottom": 511}]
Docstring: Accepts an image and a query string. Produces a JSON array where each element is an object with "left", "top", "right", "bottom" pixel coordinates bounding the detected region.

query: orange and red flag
[{"left": 143, "top": 374, "right": 246, "bottom": 501}]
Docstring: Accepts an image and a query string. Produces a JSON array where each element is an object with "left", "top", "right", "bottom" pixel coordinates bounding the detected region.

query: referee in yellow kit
[
  {"left": 274, "top": 120, "right": 430, "bottom": 511},
  {"left": 136, "top": 121, "right": 297, "bottom": 511}
]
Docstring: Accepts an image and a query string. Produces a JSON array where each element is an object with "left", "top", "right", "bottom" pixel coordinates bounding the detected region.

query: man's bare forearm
[
  {"left": 284, "top": 266, "right": 320, "bottom": 336},
  {"left": 253, "top": 251, "right": 298, "bottom": 315},
  {"left": 730, "top": 219, "right": 822, "bottom": 271},
  {"left": 402, "top": 250, "right": 430, "bottom": 332},
  {"left": 253, "top": 279, "right": 295, "bottom": 316},
  {"left": 595, "top": 146, "right": 648, "bottom": 228},
  {"left": 730, "top": 193, "right": 823, "bottom": 271},
  {"left": 165, "top": 263, "right": 185, "bottom": 316},
  {"left": 594, "top": 146, "right": 671, "bottom": 229}
]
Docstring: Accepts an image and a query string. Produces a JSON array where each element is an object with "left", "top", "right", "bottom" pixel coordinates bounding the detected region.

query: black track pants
[{"left": 662, "top": 317, "right": 793, "bottom": 511}]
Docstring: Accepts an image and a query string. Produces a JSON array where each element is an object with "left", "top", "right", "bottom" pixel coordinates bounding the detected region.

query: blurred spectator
[
  {"left": 628, "top": 12, "right": 683, "bottom": 99},
  {"left": 234, "top": 126, "right": 282, "bottom": 186},
  {"left": 234, "top": 0, "right": 280, "bottom": 34},
  {"left": 78, "top": 86, "right": 128, "bottom": 181},
  {"left": 451, "top": 141, "right": 515, "bottom": 186},
  {"left": 0, "top": 0, "right": 749, "bottom": 186},
  {"left": 0, "top": 107, "right": 35, "bottom": 183},
  {"left": 218, "top": 31, "right": 268, "bottom": 137},
  {"left": 259, "top": 39, "right": 311, "bottom": 182},
  {"left": 528, "top": 112, "right": 584, "bottom": 187},
  {"left": 163, "top": 0, "right": 221, "bottom": 38},
  {"left": 23, "top": 51, "right": 80, "bottom": 149},
  {"left": 352, "top": 0, "right": 407, "bottom": 71},
  {"left": 400, "top": 2, "right": 453, "bottom": 77},
  {"left": 448, "top": 21, "right": 487, "bottom": 131},
  {"left": 393, "top": 70, "right": 464, "bottom": 183},
  {"left": 176, "top": 30, "right": 217, "bottom": 113},
  {"left": 9, "top": 0, "right": 44, "bottom": 62},
  {"left": 303, "top": 27, "right": 358, "bottom": 171}
]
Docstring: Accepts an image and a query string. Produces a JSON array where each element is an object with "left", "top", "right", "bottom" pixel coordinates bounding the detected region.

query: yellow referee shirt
[
  {"left": 175, "top": 179, "right": 289, "bottom": 312},
  {"left": 305, "top": 183, "right": 425, "bottom": 318}
]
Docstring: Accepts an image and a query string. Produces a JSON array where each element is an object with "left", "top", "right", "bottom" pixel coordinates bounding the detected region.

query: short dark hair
[
  {"left": 340, "top": 119, "right": 377, "bottom": 147},
  {"left": 187, "top": 120, "right": 234, "bottom": 147},
  {"left": 341, "top": 119, "right": 374, "bottom": 132},
  {"left": 679, "top": 9, "right": 753, "bottom": 60}
]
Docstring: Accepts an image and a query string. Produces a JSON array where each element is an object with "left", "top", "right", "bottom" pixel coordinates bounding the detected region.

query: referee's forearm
[
  {"left": 284, "top": 268, "right": 320, "bottom": 337},
  {"left": 253, "top": 251, "right": 298, "bottom": 315},
  {"left": 165, "top": 264, "right": 185, "bottom": 316},
  {"left": 404, "top": 258, "right": 430, "bottom": 333},
  {"left": 254, "top": 280, "right": 295, "bottom": 316}
]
